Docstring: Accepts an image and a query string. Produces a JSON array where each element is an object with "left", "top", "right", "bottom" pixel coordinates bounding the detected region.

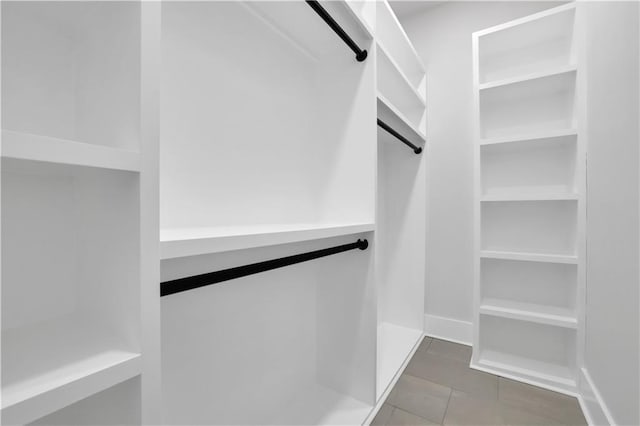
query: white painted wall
[
  {"left": 400, "top": 2, "right": 563, "bottom": 328},
  {"left": 581, "top": 3, "right": 639, "bottom": 425}
]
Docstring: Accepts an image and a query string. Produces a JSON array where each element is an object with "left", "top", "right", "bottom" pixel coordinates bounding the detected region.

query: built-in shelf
[
  {"left": 474, "top": 350, "right": 576, "bottom": 389},
  {"left": 1, "top": 130, "right": 140, "bottom": 172},
  {"left": 377, "top": 93, "right": 426, "bottom": 142},
  {"left": 481, "top": 193, "right": 578, "bottom": 202},
  {"left": 479, "top": 66, "right": 577, "bottom": 91},
  {"left": 480, "top": 298, "right": 577, "bottom": 329},
  {"left": 1, "top": 316, "right": 141, "bottom": 425},
  {"left": 377, "top": 41, "right": 426, "bottom": 106},
  {"left": 343, "top": 0, "right": 375, "bottom": 40},
  {"left": 160, "top": 222, "right": 374, "bottom": 259},
  {"left": 479, "top": 129, "right": 577, "bottom": 147},
  {"left": 480, "top": 250, "right": 578, "bottom": 264},
  {"left": 376, "top": 0, "right": 425, "bottom": 90}
]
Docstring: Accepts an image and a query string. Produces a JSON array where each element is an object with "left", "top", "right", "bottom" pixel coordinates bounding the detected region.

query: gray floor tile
[
  {"left": 388, "top": 407, "right": 438, "bottom": 426},
  {"left": 372, "top": 404, "right": 394, "bottom": 426},
  {"left": 417, "top": 336, "right": 433, "bottom": 353},
  {"left": 388, "top": 374, "right": 452, "bottom": 424},
  {"left": 427, "top": 339, "right": 472, "bottom": 364},
  {"left": 443, "top": 390, "right": 504, "bottom": 425},
  {"left": 500, "top": 403, "right": 567, "bottom": 426},
  {"left": 444, "top": 390, "right": 566, "bottom": 426},
  {"left": 405, "top": 351, "right": 498, "bottom": 399},
  {"left": 499, "top": 378, "right": 586, "bottom": 425}
]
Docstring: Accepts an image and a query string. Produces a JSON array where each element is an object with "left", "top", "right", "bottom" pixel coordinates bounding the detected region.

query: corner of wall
[
  {"left": 577, "top": 368, "right": 617, "bottom": 426},
  {"left": 424, "top": 314, "right": 473, "bottom": 346}
]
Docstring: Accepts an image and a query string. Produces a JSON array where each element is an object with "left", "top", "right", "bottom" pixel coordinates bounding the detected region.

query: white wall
[
  {"left": 581, "top": 3, "right": 639, "bottom": 425},
  {"left": 400, "top": 2, "right": 563, "bottom": 332}
]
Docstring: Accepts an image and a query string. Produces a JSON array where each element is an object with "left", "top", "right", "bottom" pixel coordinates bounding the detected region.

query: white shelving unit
[
  {"left": 159, "top": 2, "right": 377, "bottom": 425},
  {"left": 472, "top": 3, "right": 585, "bottom": 395},
  {"left": 374, "top": 0, "right": 427, "bottom": 404},
  {"left": 1, "top": 1, "right": 161, "bottom": 424},
  {"left": 1, "top": 0, "right": 427, "bottom": 424}
]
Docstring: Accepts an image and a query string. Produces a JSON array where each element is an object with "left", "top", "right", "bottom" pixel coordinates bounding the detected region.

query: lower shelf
[
  {"left": 473, "top": 350, "right": 576, "bottom": 393},
  {"left": 269, "top": 384, "right": 372, "bottom": 426},
  {"left": 479, "top": 298, "right": 577, "bottom": 329},
  {"left": 377, "top": 322, "right": 423, "bottom": 400},
  {"left": 480, "top": 250, "right": 578, "bottom": 264},
  {"left": 1, "top": 316, "right": 141, "bottom": 425},
  {"left": 160, "top": 222, "right": 374, "bottom": 259}
]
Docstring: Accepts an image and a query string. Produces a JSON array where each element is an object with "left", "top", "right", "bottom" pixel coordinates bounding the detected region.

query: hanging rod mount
[
  {"left": 306, "top": 0, "right": 368, "bottom": 62},
  {"left": 377, "top": 118, "right": 424, "bottom": 154}
]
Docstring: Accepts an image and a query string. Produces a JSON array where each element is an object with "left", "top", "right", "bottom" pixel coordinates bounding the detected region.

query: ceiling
[{"left": 388, "top": 1, "right": 448, "bottom": 19}]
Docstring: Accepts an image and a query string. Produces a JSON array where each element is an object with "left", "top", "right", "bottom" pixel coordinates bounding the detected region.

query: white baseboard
[
  {"left": 424, "top": 314, "right": 472, "bottom": 346},
  {"left": 577, "top": 367, "right": 616, "bottom": 426}
]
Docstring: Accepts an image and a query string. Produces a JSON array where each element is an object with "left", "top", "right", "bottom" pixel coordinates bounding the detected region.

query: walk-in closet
[{"left": 1, "top": 1, "right": 638, "bottom": 425}]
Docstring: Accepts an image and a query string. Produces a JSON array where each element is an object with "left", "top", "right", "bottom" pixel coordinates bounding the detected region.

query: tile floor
[{"left": 372, "top": 337, "right": 587, "bottom": 426}]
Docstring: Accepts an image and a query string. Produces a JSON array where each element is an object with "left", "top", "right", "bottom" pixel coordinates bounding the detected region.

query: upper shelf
[
  {"left": 1, "top": 1, "right": 141, "bottom": 151},
  {"left": 479, "top": 65, "right": 577, "bottom": 91},
  {"left": 480, "top": 128, "right": 577, "bottom": 147},
  {"left": 344, "top": 0, "right": 375, "bottom": 39},
  {"left": 160, "top": 222, "right": 374, "bottom": 259},
  {"left": 479, "top": 69, "right": 576, "bottom": 140},
  {"left": 1, "top": 130, "right": 140, "bottom": 172},
  {"left": 376, "top": 0, "right": 425, "bottom": 90},
  {"left": 377, "top": 42, "right": 426, "bottom": 112},
  {"left": 475, "top": 3, "right": 576, "bottom": 84},
  {"left": 377, "top": 93, "right": 426, "bottom": 144}
]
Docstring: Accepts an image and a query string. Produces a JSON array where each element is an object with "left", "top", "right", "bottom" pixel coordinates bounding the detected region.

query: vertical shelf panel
[{"left": 374, "top": 0, "right": 427, "bottom": 403}]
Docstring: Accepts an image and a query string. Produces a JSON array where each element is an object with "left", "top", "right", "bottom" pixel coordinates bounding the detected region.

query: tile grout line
[{"left": 440, "top": 386, "right": 454, "bottom": 425}]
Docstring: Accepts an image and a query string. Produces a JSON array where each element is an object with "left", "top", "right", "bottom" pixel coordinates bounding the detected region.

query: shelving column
[
  {"left": 471, "top": 3, "right": 585, "bottom": 394},
  {"left": 374, "top": 0, "right": 428, "bottom": 405}
]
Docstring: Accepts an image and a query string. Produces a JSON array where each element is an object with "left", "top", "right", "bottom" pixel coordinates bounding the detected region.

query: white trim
[
  {"left": 424, "top": 314, "right": 473, "bottom": 346},
  {"left": 470, "top": 360, "right": 576, "bottom": 397},
  {"left": 363, "top": 336, "right": 423, "bottom": 425},
  {"left": 577, "top": 368, "right": 616, "bottom": 426}
]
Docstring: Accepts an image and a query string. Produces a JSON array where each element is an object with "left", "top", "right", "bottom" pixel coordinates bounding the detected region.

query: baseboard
[
  {"left": 577, "top": 367, "right": 616, "bottom": 426},
  {"left": 424, "top": 314, "right": 472, "bottom": 346}
]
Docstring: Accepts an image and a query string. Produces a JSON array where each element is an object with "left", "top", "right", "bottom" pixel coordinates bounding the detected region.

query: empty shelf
[
  {"left": 474, "top": 350, "right": 575, "bottom": 389},
  {"left": 479, "top": 66, "right": 577, "bottom": 91},
  {"left": 480, "top": 128, "right": 577, "bottom": 146},
  {"left": 1, "top": 316, "right": 141, "bottom": 425},
  {"left": 481, "top": 193, "right": 578, "bottom": 202},
  {"left": 480, "top": 298, "right": 577, "bottom": 329},
  {"left": 480, "top": 250, "right": 578, "bottom": 264},
  {"left": 377, "top": 93, "right": 426, "bottom": 142},
  {"left": 1, "top": 130, "right": 140, "bottom": 172},
  {"left": 160, "top": 222, "right": 374, "bottom": 259}
]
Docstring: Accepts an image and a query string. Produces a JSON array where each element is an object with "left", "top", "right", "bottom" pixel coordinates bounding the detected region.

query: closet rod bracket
[
  {"left": 306, "top": 0, "right": 368, "bottom": 62},
  {"left": 377, "top": 119, "right": 424, "bottom": 154}
]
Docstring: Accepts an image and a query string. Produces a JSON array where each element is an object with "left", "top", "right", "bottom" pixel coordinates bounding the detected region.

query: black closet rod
[
  {"left": 161, "top": 239, "right": 369, "bottom": 297},
  {"left": 306, "top": 0, "right": 368, "bottom": 62},
  {"left": 377, "top": 119, "right": 423, "bottom": 154}
]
